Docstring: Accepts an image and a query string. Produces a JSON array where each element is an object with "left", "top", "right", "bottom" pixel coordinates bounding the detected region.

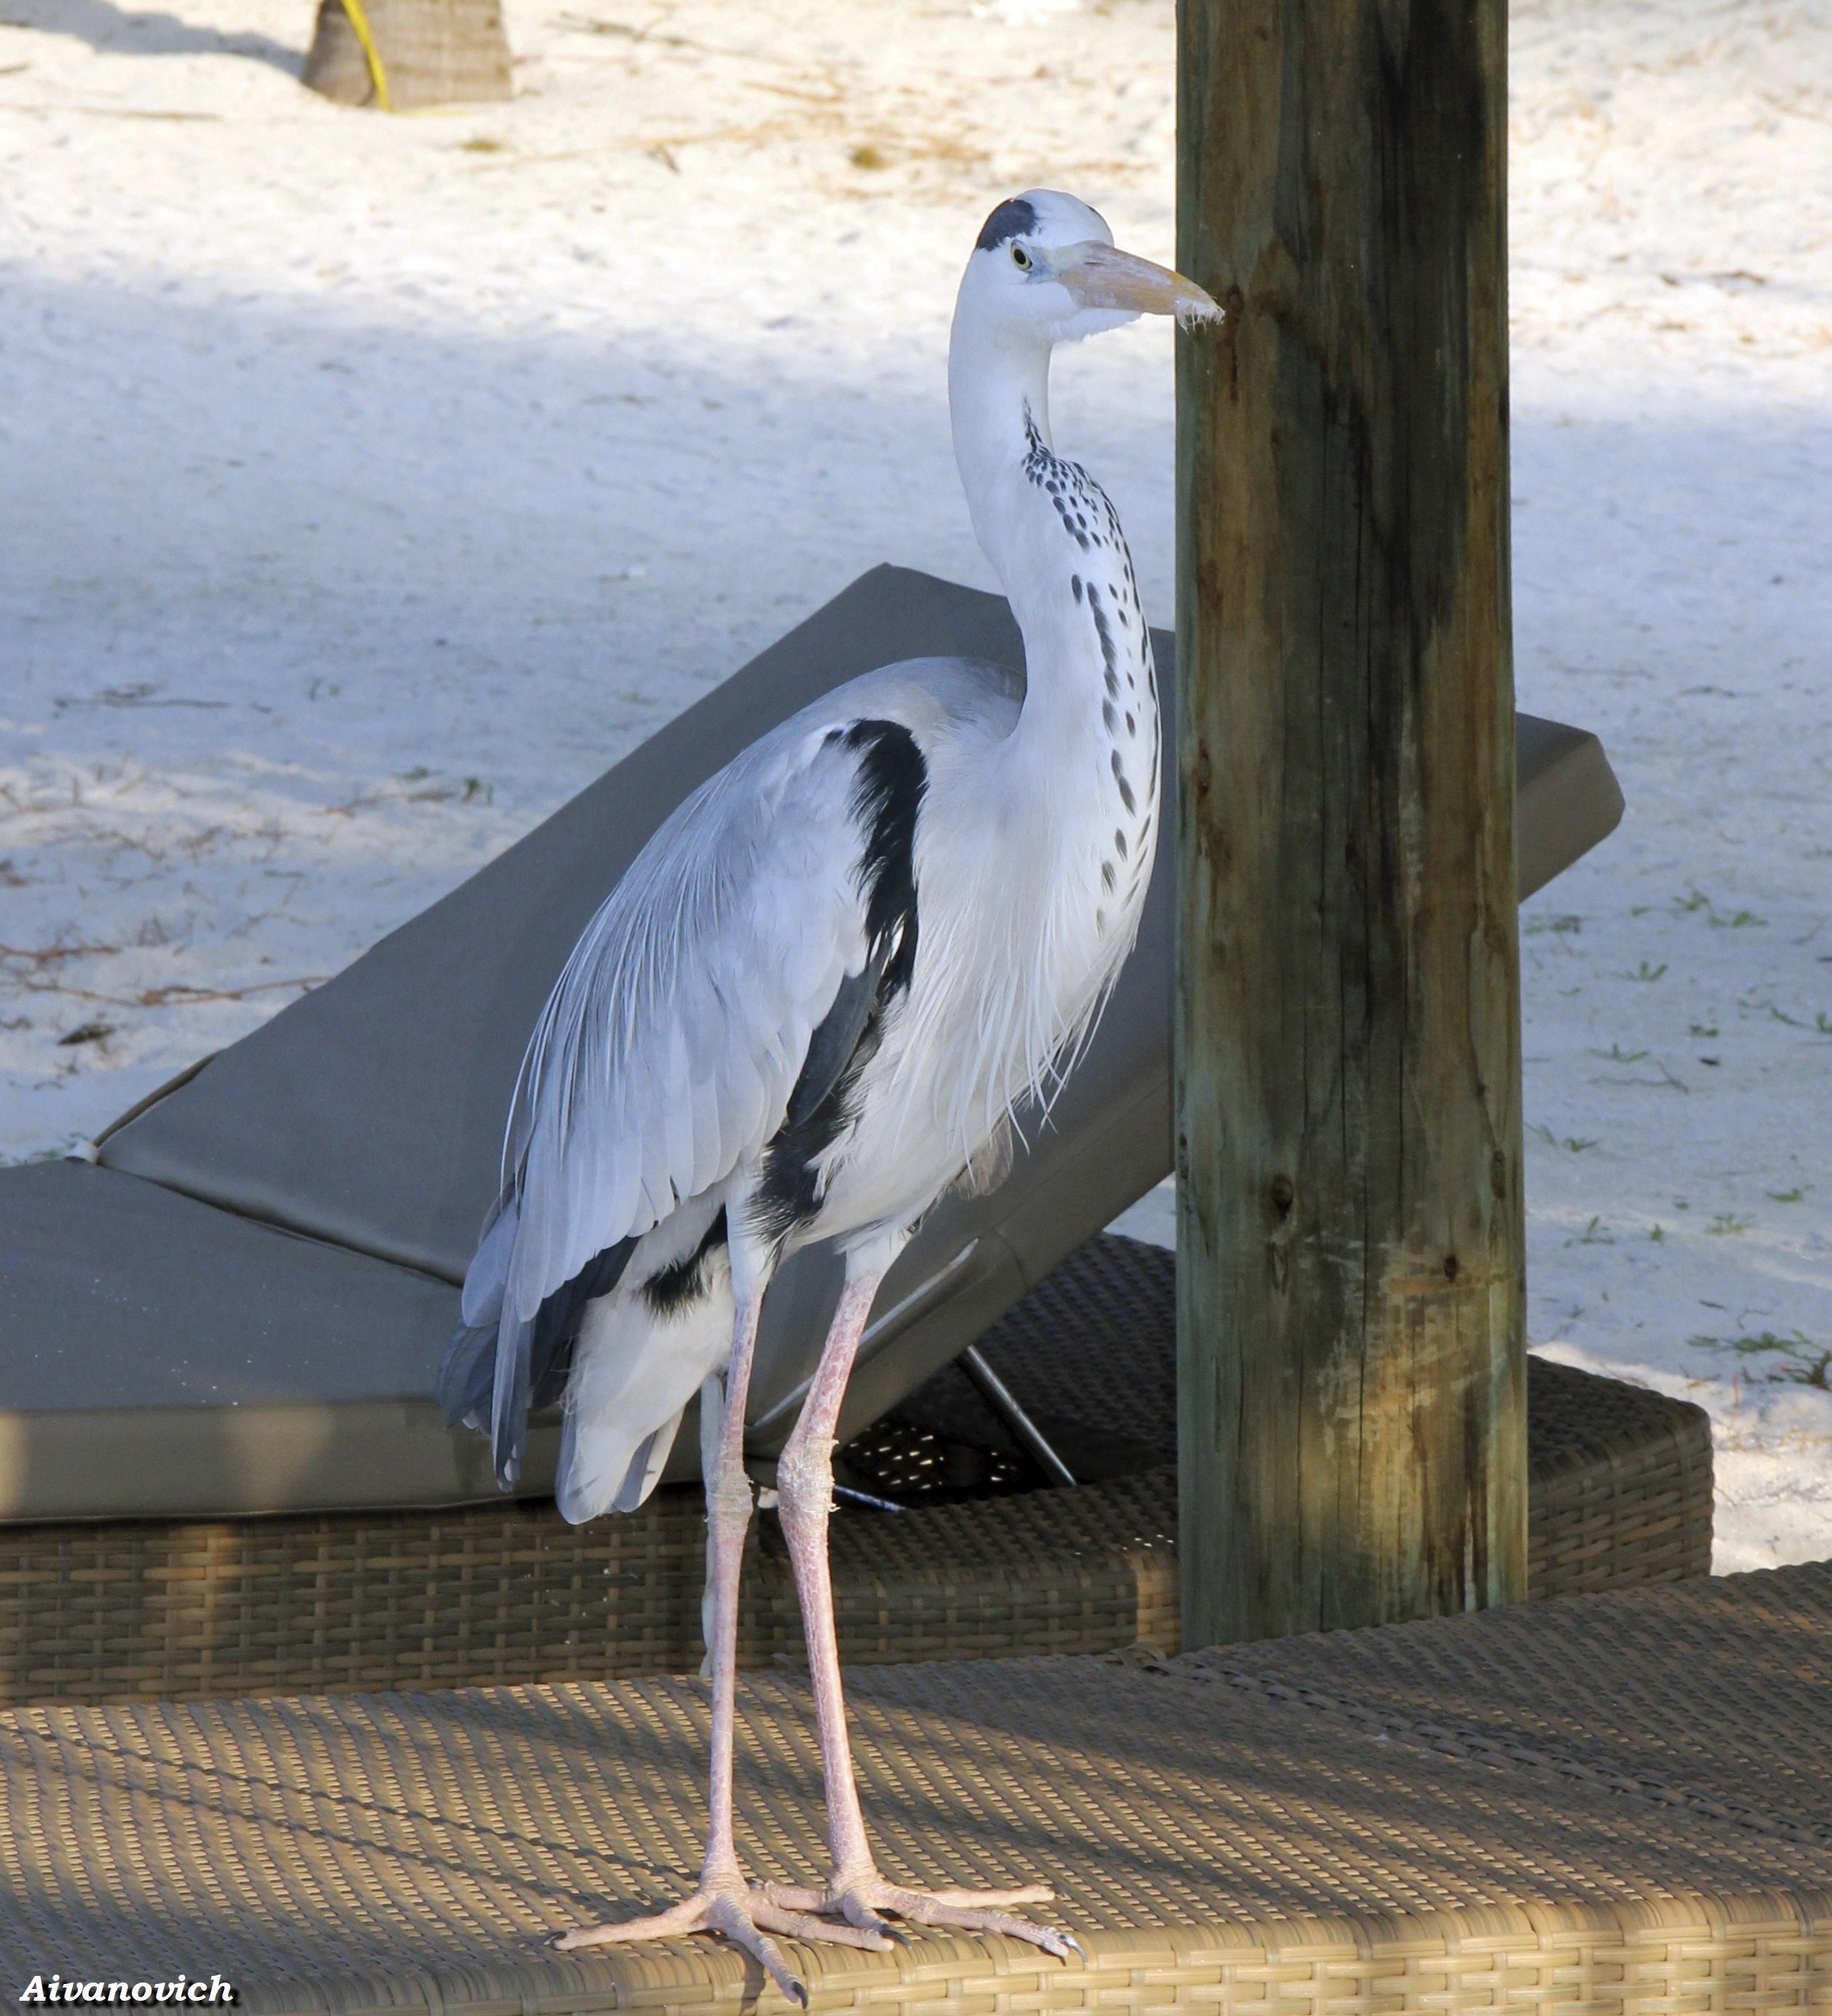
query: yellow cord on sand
[{"left": 338, "top": 0, "right": 392, "bottom": 112}]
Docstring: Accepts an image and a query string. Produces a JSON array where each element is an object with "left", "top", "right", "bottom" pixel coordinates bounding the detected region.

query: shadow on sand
[{"left": 4, "top": 0, "right": 300, "bottom": 73}]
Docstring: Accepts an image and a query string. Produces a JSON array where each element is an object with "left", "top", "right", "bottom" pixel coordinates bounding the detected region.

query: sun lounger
[
  {"left": 0, "top": 1232, "right": 1709, "bottom": 1708},
  {"left": 0, "top": 566, "right": 1623, "bottom": 1519}
]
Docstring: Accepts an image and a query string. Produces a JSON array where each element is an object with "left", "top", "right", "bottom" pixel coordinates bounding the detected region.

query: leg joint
[
  {"left": 775, "top": 1435, "right": 834, "bottom": 1531},
  {"left": 707, "top": 1468, "right": 754, "bottom": 1531}
]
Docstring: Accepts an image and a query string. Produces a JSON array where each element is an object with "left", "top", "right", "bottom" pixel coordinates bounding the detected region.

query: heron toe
[
  {"left": 762, "top": 1872, "right": 1078, "bottom": 1960},
  {"left": 554, "top": 1877, "right": 894, "bottom": 2008}
]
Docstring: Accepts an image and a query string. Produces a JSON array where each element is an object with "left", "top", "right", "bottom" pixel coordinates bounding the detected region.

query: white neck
[
  {"left": 935, "top": 271, "right": 1163, "bottom": 1103},
  {"left": 947, "top": 314, "right": 1153, "bottom": 769},
  {"left": 947, "top": 322, "right": 1053, "bottom": 570}
]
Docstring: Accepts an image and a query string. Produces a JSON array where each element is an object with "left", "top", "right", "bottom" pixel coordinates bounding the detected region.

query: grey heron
[{"left": 439, "top": 188, "right": 1219, "bottom": 1999}]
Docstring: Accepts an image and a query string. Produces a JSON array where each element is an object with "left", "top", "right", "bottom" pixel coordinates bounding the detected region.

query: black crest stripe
[{"left": 976, "top": 196, "right": 1038, "bottom": 252}]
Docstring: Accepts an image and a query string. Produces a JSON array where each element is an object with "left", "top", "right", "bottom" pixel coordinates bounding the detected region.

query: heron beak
[{"left": 1056, "top": 242, "right": 1222, "bottom": 327}]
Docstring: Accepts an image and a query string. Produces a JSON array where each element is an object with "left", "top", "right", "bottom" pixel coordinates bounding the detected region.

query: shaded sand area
[{"left": 2, "top": 0, "right": 1828, "bottom": 1565}]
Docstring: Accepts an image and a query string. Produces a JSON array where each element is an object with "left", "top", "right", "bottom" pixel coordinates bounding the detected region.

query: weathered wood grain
[
  {"left": 1174, "top": 0, "right": 1526, "bottom": 1646},
  {"left": 303, "top": 0, "right": 511, "bottom": 110}
]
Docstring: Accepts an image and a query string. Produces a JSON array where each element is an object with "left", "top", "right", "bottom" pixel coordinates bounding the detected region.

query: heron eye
[{"left": 1011, "top": 244, "right": 1032, "bottom": 271}]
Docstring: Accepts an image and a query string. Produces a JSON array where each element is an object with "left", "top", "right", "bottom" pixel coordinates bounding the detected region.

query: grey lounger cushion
[
  {"left": 0, "top": 567, "right": 1621, "bottom": 1518},
  {"left": 0, "top": 1160, "right": 485, "bottom": 1518}
]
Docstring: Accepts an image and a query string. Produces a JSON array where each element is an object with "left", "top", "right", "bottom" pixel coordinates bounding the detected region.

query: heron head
[{"left": 958, "top": 189, "right": 1221, "bottom": 348}]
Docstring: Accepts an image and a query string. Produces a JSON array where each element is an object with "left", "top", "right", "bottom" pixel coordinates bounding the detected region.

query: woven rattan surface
[
  {"left": 0, "top": 1239, "right": 1705, "bottom": 1707},
  {"left": 919, "top": 1234, "right": 1700, "bottom": 1481},
  {"left": 4, "top": 1563, "right": 1828, "bottom": 2012},
  {"left": 0, "top": 1470, "right": 1179, "bottom": 1708},
  {"left": 898, "top": 1232, "right": 1713, "bottom": 1599}
]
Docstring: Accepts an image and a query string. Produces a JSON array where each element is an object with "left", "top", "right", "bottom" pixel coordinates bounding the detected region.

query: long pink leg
[
  {"left": 557, "top": 1281, "right": 891, "bottom": 2004},
  {"left": 765, "top": 1264, "right": 1077, "bottom": 1959}
]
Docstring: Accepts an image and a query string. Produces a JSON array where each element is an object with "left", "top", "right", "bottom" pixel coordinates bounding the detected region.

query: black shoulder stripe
[
  {"left": 843, "top": 718, "right": 926, "bottom": 995},
  {"left": 788, "top": 944, "right": 889, "bottom": 1128},
  {"left": 753, "top": 719, "right": 927, "bottom": 1256}
]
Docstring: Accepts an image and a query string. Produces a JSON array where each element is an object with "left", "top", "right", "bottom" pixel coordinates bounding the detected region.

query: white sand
[{"left": 2, "top": 0, "right": 1828, "bottom": 1568}]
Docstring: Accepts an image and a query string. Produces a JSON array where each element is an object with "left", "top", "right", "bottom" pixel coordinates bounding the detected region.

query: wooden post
[
  {"left": 1174, "top": 0, "right": 1526, "bottom": 1648},
  {"left": 303, "top": 0, "right": 511, "bottom": 110}
]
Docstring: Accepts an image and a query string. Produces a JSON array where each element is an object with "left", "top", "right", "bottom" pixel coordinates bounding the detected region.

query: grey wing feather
[
  {"left": 786, "top": 939, "right": 892, "bottom": 1126},
  {"left": 447, "top": 656, "right": 1018, "bottom": 1492},
  {"left": 438, "top": 1191, "right": 517, "bottom": 1433},
  {"left": 455, "top": 712, "right": 882, "bottom": 1485},
  {"left": 501, "top": 722, "right": 872, "bottom": 1312}
]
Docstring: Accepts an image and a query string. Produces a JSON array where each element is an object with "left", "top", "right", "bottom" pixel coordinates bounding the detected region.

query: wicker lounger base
[
  {"left": 5, "top": 1564, "right": 1828, "bottom": 2012},
  {"left": 0, "top": 1238, "right": 1710, "bottom": 1707}
]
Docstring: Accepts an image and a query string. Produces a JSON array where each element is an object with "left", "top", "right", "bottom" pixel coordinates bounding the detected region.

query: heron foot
[
  {"left": 761, "top": 1870, "right": 1080, "bottom": 1960},
  {"left": 554, "top": 1876, "right": 893, "bottom": 2008}
]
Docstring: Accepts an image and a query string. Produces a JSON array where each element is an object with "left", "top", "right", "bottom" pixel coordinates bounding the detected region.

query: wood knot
[
  {"left": 1443, "top": 1253, "right": 1459, "bottom": 1282},
  {"left": 1267, "top": 1174, "right": 1294, "bottom": 1219}
]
